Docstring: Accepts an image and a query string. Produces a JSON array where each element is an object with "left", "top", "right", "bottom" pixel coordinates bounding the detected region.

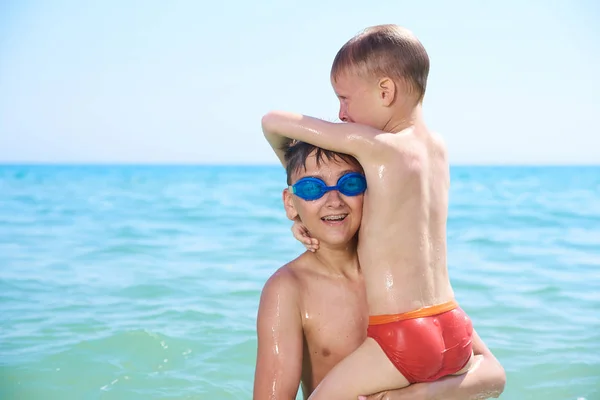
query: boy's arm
[
  {"left": 253, "top": 268, "right": 304, "bottom": 400},
  {"left": 369, "top": 330, "right": 506, "bottom": 400},
  {"left": 261, "top": 111, "right": 382, "bottom": 167}
]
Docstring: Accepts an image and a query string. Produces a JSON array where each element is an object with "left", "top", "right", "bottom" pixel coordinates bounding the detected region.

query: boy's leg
[
  {"left": 308, "top": 337, "right": 411, "bottom": 400},
  {"left": 451, "top": 350, "right": 476, "bottom": 376}
]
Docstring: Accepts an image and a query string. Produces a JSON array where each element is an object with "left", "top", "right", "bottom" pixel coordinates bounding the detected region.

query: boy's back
[
  {"left": 357, "top": 123, "right": 454, "bottom": 315},
  {"left": 263, "top": 24, "right": 455, "bottom": 316}
]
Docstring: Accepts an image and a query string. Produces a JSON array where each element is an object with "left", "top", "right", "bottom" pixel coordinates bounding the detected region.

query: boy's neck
[
  {"left": 384, "top": 103, "right": 425, "bottom": 133},
  {"left": 312, "top": 239, "right": 360, "bottom": 278}
]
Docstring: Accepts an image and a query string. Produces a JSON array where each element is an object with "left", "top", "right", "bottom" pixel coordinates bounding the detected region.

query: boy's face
[
  {"left": 332, "top": 70, "right": 388, "bottom": 129},
  {"left": 283, "top": 152, "right": 364, "bottom": 249}
]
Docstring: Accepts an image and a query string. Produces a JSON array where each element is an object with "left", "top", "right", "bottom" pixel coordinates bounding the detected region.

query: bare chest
[{"left": 300, "top": 283, "right": 368, "bottom": 386}]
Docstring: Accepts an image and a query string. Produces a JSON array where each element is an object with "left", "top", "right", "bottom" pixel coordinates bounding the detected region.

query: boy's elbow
[
  {"left": 262, "top": 111, "right": 303, "bottom": 132},
  {"left": 261, "top": 112, "right": 275, "bottom": 135},
  {"left": 262, "top": 111, "right": 288, "bottom": 131},
  {"left": 487, "top": 361, "right": 507, "bottom": 398}
]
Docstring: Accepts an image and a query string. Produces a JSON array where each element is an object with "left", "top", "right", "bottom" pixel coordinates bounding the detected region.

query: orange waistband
[{"left": 368, "top": 300, "right": 458, "bottom": 326}]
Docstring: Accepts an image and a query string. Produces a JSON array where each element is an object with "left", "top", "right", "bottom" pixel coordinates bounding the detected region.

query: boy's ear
[
  {"left": 378, "top": 77, "right": 396, "bottom": 107},
  {"left": 283, "top": 189, "right": 299, "bottom": 221}
]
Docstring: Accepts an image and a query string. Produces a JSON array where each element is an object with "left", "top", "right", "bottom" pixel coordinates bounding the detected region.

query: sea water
[{"left": 1, "top": 165, "right": 599, "bottom": 399}]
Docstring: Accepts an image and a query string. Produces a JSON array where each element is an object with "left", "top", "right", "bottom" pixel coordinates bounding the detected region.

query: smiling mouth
[{"left": 321, "top": 214, "right": 348, "bottom": 222}]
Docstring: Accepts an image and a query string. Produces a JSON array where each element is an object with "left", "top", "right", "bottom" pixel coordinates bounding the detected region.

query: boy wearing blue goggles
[{"left": 288, "top": 172, "right": 367, "bottom": 201}]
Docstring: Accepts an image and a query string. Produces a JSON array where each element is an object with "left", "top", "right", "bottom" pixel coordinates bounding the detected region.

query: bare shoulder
[
  {"left": 368, "top": 128, "right": 427, "bottom": 175},
  {"left": 260, "top": 262, "right": 301, "bottom": 303},
  {"left": 376, "top": 128, "right": 448, "bottom": 167},
  {"left": 429, "top": 130, "right": 449, "bottom": 160},
  {"left": 259, "top": 254, "right": 317, "bottom": 304}
]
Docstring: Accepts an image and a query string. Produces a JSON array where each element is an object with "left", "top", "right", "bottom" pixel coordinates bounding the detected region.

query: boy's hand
[{"left": 291, "top": 218, "right": 320, "bottom": 252}]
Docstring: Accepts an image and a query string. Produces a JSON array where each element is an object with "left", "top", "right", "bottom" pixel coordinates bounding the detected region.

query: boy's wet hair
[
  {"left": 284, "top": 140, "right": 362, "bottom": 185},
  {"left": 331, "top": 24, "right": 430, "bottom": 103}
]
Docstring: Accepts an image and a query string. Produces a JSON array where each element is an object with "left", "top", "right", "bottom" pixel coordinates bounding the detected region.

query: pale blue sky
[{"left": 1, "top": 0, "right": 598, "bottom": 165}]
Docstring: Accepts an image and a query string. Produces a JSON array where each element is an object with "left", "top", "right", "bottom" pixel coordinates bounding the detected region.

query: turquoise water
[{"left": 1, "top": 165, "right": 599, "bottom": 399}]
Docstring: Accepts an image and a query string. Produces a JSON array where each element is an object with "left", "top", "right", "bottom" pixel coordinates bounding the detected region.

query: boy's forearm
[
  {"left": 262, "top": 111, "right": 379, "bottom": 164},
  {"left": 383, "top": 355, "right": 506, "bottom": 400},
  {"left": 422, "top": 355, "right": 505, "bottom": 400},
  {"left": 262, "top": 111, "right": 301, "bottom": 167},
  {"left": 264, "top": 135, "right": 291, "bottom": 168}
]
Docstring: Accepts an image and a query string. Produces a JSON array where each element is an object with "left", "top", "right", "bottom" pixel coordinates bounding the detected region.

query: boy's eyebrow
[
  {"left": 299, "top": 169, "right": 359, "bottom": 182},
  {"left": 339, "top": 169, "right": 359, "bottom": 176},
  {"left": 299, "top": 173, "right": 324, "bottom": 180}
]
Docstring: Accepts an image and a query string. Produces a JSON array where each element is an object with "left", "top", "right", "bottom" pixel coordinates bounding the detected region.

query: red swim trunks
[{"left": 366, "top": 300, "right": 473, "bottom": 383}]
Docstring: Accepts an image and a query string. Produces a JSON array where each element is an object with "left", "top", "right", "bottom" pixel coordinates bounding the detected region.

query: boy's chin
[{"left": 315, "top": 233, "right": 357, "bottom": 249}]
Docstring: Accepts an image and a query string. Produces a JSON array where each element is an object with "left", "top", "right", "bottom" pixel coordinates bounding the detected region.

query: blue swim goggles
[{"left": 289, "top": 172, "right": 367, "bottom": 201}]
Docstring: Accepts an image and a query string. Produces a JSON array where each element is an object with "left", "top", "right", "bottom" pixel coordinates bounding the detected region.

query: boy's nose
[{"left": 324, "top": 189, "right": 344, "bottom": 206}]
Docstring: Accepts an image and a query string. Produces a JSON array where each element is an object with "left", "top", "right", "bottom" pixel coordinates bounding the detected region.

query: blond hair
[{"left": 331, "top": 25, "right": 430, "bottom": 103}]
